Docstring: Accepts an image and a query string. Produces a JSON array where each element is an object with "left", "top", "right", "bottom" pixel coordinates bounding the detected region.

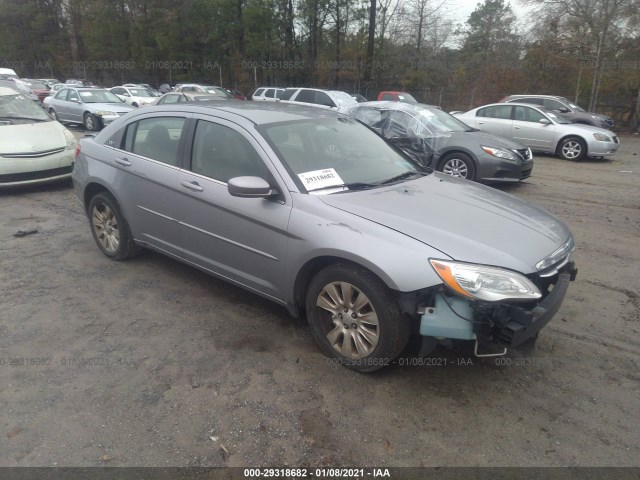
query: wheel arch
[
  {"left": 290, "top": 255, "right": 397, "bottom": 318},
  {"left": 83, "top": 181, "right": 119, "bottom": 216},
  {"left": 435, "top": 148, "right": 478, "bottom": 171},
  {"left": 555, "top": 134, "right": 588, "bottom": 156}
]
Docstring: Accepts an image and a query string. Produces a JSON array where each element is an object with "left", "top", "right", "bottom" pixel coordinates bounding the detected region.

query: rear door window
[
  {"left": 481, "top": 105, "right": 512, "bottom": 119},
  {"left": 125, "top": 117, "right": 186, "bottom": 166},
  {"left": 295, "top": 89, "right": 315, "bottom": 103}
]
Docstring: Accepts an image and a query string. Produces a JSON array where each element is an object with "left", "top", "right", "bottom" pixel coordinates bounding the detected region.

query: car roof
[
  {"left": 506, "top": 94, "right": 565, "bottom": 100},
  {"left": 147, "top": 101, "right": 341, "bottom": 125}
]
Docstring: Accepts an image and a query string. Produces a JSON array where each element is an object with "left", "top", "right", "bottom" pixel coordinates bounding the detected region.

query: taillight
[{"left": 74, "top": 144, "right": 81, "bottom": 160}]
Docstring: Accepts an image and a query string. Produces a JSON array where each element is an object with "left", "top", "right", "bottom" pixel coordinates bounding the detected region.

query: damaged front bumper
[{"left": 418, "top": 262, "right": 578, "bottom": 352}]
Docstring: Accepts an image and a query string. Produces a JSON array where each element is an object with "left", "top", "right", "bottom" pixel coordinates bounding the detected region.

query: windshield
[
  {"left": 129, "top": 88, "right": 154, "bottom": 97},
  {"left": 261, "top": 117, "right": 423, "bottom": 194},
  {"left": 397, "top": 93, "right": 417, "bottom": 103},
  {"left": 329, "top": 91, "right": 358, "bottom": 107},
  {"left": 546, "top": 112, "right": 571, "bottom": 124},
  {"left": 0, "top": 93, "right": 51, "bottom": 122},
  {"left": 415, "top": 107, "right": 471, "bottom": 134},
  {"left": 567, "top": 102, "right": 584, "bottom": 112},
  {"left": 78, "top": 90, "right": 123, "bottom": 103},
  {"left": 25, "top": 81, "right": 48, "bottom": 90}
]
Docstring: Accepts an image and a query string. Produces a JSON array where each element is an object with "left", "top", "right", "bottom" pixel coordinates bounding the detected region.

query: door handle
[
  {"left": 477, "top": 121, "right": 484, "bottom": 125},
  {"left": 181, "top": 180, "right": 204, "bottom": 192},
  {"left": 514, "top": 126, "right": 520, "bottom": 129},
  {"left": 115, "top": 157, "right": 131, "bottom": 166}
]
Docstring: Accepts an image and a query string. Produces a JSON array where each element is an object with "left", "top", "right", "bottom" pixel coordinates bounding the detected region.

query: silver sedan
[
  {"left": 43, "top": 87, "right": 135, "bottom": 131},
  {"left": 454, "top": 102, "right": 619, "bottom": 161},
  {"left": 72, "top": 103, "right": 577, "bottom": 371}
]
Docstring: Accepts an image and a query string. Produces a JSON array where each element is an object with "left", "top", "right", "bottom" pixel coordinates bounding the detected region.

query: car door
[
  {"left": 66, "top": 89, "right": 83, "bottom": 124},
  {"left": 474, "top": 105, "right": 513, "bottom": 137},
  {"left": 109, "top": 114, "right": 190, "bottom": 257},
  {"left": 51, "top": 89, "right": 70, "bottom": 120},
  {"left": 176, "top": 115, "right": 291, "bottom": 300},
  {"left": 511, "top": 105, "right": 555, "bottom": 150}
]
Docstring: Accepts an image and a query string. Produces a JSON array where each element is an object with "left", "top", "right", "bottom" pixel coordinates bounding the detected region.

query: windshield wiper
[
  {"left": 308, "top": 182, "right": 379, "bottom": 193},
  {"left": 379, "top": 171, "right": 428, "bottom": 185}
]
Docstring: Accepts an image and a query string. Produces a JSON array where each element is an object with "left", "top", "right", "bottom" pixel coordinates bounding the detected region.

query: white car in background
[
  {"left": 278, "top": 87, "right": 358, "bottom": 113},
  {"left": 454, "top": 102, "right": 620, "bottom": 161},
  {"left": 251, "top": 87, "right": 285, "bottom": 101},
  {"left": 109, "top": 86, "right": 157, "bottom": 107},
  {"left": 0, "top": 86, "right": 76, "bottom": 188}
]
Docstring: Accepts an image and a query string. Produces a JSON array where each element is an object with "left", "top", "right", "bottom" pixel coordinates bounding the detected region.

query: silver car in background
[
  {"left": 44, "top": 87, "right": 136, "bottom": 131},
  {"left": 454, "top": 103, "right": 619, "bottom": 161},
  {"left": 72, "top": 103, "right": 577, "bottom": 372}
]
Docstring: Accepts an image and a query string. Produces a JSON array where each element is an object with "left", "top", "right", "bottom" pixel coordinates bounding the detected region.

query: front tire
[
  {"left": 558, "top": 136, "right": 586, "bottom": 161},
  {"left": 438, "top": 152, "right": 476, "bottom": 180},
  {"left": 84, "top": 112, "right": 99, "bottom": 131},
  {"left": 49, "top": 108, "right": 59, "bottom": 121},
  {"left": 88, "top": 192, "right": 141, "bottom": 260},
  {"left": 306, "top": 263, "right": 410, "bottom": 372}
]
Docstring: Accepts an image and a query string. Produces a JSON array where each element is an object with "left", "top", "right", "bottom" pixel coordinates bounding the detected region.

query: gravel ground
[{"left": 0, "top": 130, "right": 639, "bottom": 467}]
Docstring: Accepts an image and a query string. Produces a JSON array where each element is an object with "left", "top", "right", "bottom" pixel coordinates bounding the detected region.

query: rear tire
[
  {"left": 305, "top": 263, "right": 410, "bottom": 372},
  {"left": 88, "top": 192, "right": 141, "bottom": 260}
]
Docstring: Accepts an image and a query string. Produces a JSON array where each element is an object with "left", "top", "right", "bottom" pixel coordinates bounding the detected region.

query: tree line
[{"left": 1, "top": 0, "right": 638, "bottom": 128}]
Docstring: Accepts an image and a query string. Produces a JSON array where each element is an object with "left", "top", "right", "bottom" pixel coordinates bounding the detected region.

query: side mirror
[
  {"left": 558, "top": 107, "right": 570, "bottom": 113},
  {"left": 539, "top": 118, "right": 551, "bottom": 125},
  {"left": 228, "top": 176, "right": 276, "bottom": 198}
]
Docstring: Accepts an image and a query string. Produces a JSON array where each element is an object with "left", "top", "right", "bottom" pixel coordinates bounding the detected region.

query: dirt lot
[{"left": 1, "top": 131, "right": 639, "bottom": 468}]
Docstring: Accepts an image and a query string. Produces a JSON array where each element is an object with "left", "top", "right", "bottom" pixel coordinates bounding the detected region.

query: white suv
[
  {"left": 278, "top": 88, "right": 357, "bottom": 113},
  {"left": 251, "top": 87, "right": 285, "bottom": 102}
]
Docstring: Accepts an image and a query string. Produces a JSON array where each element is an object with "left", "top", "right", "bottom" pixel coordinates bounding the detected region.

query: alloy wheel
[
  {"left": 92, "top": 203, "right": 120, "bottom": 253},
  {"left": 442, "top": 158, "right": 468, "bottom": 178},
  {"left": 561, "top": 141, "right": 582, "bottom": 160},
  {"left": 316, "top": 281, "right": 379, "bottom": 358}
]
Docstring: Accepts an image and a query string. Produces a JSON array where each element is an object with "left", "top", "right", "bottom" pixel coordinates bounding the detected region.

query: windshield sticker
[{"left": 298, "top": 168, "right": 344, "bottom": 191}]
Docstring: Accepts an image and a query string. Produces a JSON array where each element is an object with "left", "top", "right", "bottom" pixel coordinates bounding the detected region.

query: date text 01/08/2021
[{"left": 243, "top": 468, "right": 391, "bottom": 478}]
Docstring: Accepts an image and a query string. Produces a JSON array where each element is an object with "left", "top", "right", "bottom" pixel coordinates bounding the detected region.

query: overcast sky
[{"left": 446, "top": 0, "right": 534, "bottom": 25}]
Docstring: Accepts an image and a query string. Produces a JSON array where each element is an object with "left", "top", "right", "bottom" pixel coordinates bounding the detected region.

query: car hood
[
  {"left": 444, "top": 130, "right": 527, "bottom": 150},
  {"left": 557, "top": 122, "right": 615, "bottom": 135},
  {"left": 0, "top": 121, "right": 66, "bottom": 154},
  {"left": 85, "top": 102, "right": 135, "bottom": 112},
  {"left": 319, "top": 173, "right": 571, "bottom": 274}
]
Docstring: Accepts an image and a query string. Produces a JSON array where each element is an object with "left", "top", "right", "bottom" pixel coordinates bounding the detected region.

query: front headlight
[
  {"left": 593, "top": 133, "right": 612, "bottom": 142},
  {"left": 481, "top": 146, "right": 518, "bottom": 161},
  {"left": 429, "top": 259, "right": 542, "bottom": 302},
  {"left": 94, "top": 111, "right": 116, "bottom": 117},
  {"left": 590, "top": 115, "right": 604, "bottom": 121},
  {"left": 63, "top": 128, "right": 77, "bottom": 150}
]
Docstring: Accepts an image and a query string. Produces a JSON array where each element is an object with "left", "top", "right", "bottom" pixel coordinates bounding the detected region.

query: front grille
[
  {"left": 0, "top": 165, "right": 72, "bottom": 183},
  {"left": 514, "top": 148, "right": 531, "bottom": 161},
  {"left": 2, "top": 147, "right": 65, "bottom": 158},
  {"left": 521, "top": 167, "right": 532, "bottom": 179}
]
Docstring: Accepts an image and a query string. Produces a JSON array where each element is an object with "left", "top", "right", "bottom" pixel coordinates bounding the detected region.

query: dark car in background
[
  {"left": 350, "top": 101, "right": 533, "bottom": 182},
  {"left": 500, "top": 95, "right": 614, "bottom": 129}
]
